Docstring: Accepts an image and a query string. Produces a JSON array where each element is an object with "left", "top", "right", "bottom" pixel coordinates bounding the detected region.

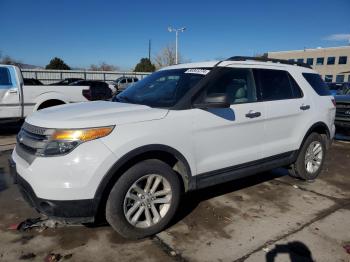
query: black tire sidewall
[
  {"left": 106, "top": 159, "right": 181, "bottom": 239},
  {"left": 295, "top": 133, "right": 326, "bottom": 180}
]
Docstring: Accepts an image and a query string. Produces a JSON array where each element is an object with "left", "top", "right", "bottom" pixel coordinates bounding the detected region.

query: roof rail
[{"left": 226, "top": 56, "right": 312, "bottom": 69}]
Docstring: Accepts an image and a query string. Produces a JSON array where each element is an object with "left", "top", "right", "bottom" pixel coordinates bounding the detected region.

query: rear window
[{"left": 302, "top": 73, "right": 331, "bottom": 96}]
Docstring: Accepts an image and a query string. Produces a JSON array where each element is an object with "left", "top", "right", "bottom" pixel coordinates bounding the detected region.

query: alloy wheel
[{"left": 123, "top": 174, "right": 172, "bottom": 228}]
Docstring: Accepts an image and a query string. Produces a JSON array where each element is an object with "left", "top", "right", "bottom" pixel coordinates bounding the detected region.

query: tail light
[
  {"left": 82, "top": 89, "right": 92, "bottom": 101},
  {"left": 331, "top": 98, "right": 336, "bottom": 107}
]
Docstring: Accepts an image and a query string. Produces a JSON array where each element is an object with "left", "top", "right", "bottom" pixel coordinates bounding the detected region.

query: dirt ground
[{"left": 0, "top": 127, "right": 349, "bottom": 261}]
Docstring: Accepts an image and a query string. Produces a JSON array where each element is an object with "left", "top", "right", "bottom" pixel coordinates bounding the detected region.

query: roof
[
  {"left": 268, "top": 45, "right": 350, "bottom": 54},
  {"left": 161, "top": 60, "right": 315, "bottom": 73}
]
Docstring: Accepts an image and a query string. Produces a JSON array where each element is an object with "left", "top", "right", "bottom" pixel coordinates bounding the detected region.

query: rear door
[
  {"left": 0, "top": 66, "right": 21, "bottom": 118},
  {"left": 193, "top": 67, "right": 266, "bottom": 175},
  {"left": 254, "top": 68, "right": 311, "bottom": 158}
]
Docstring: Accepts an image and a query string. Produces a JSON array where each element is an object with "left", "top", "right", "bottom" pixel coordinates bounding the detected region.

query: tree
[
  {"left": 0, "top": 52, "right": 21, "bottom": 66},
  {"left": 134, "top": 58, "right": 156, "bottom": 72},
  {"left": 254, "top": 53, "right": 268, "bottom": 58},
  {"left": 45, "top": 57, "right": 71, "bottom": 70},
  {"left": 89, "top": 62, "right": 119, "bottom": 71},
  {"left": 154, "top": 44, "right": 183, "bottom": 69}
]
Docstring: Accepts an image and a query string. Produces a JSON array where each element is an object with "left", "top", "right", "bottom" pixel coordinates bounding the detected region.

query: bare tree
[
  {"left": 0, "top": 54, "right": 21, "bottom": 66},
  {"left": 89, "top": 62, "right": 119, "bottom": 71},
  {"left": 154, "top": 44, "right": 183, "bottom": 69}
]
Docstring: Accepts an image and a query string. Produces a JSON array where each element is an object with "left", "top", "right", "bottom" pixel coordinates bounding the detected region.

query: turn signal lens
[{"left": 52, "top": 126, "right": 114, "bottom": 142}]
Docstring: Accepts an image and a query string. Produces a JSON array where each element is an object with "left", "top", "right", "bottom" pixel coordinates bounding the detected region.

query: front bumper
[
  {"left": 9, "top": 157, "right": 96, "bottom": 223},
  {"left": 12, "top": 138, "right": 116, "bottom": 200}
]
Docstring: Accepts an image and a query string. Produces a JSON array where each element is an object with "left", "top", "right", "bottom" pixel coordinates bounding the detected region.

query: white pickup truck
[{"left": 0, "top": 65, "right": 112, "bottom": 122}]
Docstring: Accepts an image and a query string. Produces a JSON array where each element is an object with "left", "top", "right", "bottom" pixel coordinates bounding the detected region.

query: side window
[
  {"left": 254, "top": 69, "right": 295, "bottom": 101},
  {"left": 325, "top": 75, "right": 333, "bottom": 82},
  {"left": 316, "top": 57, "right": 324, "bottom": 65},
  {"left": 302, "top": 73, "right": 331, "bottom": 96},
  {"left": 336, "top": 75, "right": 344, "bottom": 83},
  {"left": 204, "top": 68, "right": 257, "bottom": 105},
  {"left": 306, "top": 58, "right": 314, "bottom": 65},
  {"left": 127, "top": 78, "right": 133, "bottom": 83},
  {"left": 288, "top": 74, "right": 303, "bottom": 98},
  {"left": 120, "top": 78, "right": 127, "bottom": 84},
  {"left": 0, "top": 67, "right": 12, "bottom": 87},
  {"left": 327, "top": 57, "right": 335, "bottom": 65},
  {"left": 339, "top": 56, "right": 347, "bottom": 65}
]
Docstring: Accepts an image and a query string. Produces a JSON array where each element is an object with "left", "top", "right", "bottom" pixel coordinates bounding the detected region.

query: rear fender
[{"left": 33, "top": 92, "right": 68, "bottom": 111}]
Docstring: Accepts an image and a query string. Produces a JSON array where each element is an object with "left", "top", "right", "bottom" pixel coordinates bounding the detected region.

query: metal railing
[{"left": 21, "top": 69, "right": 151, "bottom": 85}]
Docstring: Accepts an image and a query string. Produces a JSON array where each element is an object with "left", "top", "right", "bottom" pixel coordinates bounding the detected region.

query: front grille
[
  {"left": 17, "top": 123, "right": 53, "bottom": 156},
  {"left": 336, "top": 102, "right": 350, "bottom": 119}
]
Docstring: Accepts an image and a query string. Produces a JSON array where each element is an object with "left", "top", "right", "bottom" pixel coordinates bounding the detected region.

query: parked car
[
  {"left": 327, "top": 82, "right": 350, "bottom": 96},
  {"left": 105, "top": 81, "right": 118, "bottom": 95},
  {"left": 0, "top": 65, "right": 88, "bottom": 123},
  {"left": 50, "top": 78, "right": 84, "bottom": 85},
  {"left": 334, "top": 95, "right": 350, "bottom": 131},
  {"left": 69, "top": 80, "right": 112, "bottom": 101},
  {"left": 10, "top": 57, "right": 335, "bottom": 239},
  {"left": 23, "top": 78, "right": 43, "bottom": 85},
  {"left": 114, "top": 76, "right": 139, "bottom": 93}
]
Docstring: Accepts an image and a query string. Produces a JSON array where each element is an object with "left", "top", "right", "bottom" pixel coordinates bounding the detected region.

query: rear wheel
[
  {"left": 106, "top": 159, "right": 181, "bottom": 239},
  {"left": 289, "top": 133, "right": 326, "bottom": 180}
]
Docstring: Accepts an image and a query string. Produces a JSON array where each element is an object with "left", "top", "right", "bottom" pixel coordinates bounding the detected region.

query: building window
[
  {"left": 325, "top": 75, "right": 333, "bottom": 82},
  {"left": 339, "top": 56, "right": 347, "bottom": 65},
  {"left": 306, "top": 58, "right": 314, "bottom": 65},
  {"left": 316, "top": 57, "right": 324, "bottom": 65},
  {"left": 297, "top": 58, "right": 304, "bottom": 63},
  {"left": 287, "top": 59, "right": 295, "bottom": 62},
  {"left": 327, "top": 57, "right": 335, "bottom": 65},
  {"left": 336, "top": 75, "right": 345, "bottom": 83},
  {"left": 348, "top": 75, "right": 350, "bottom": 82}
]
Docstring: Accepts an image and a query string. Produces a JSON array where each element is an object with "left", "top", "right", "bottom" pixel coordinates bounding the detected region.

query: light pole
[{"left": 168, "top": 26, "right": 186, "bottom": 64}]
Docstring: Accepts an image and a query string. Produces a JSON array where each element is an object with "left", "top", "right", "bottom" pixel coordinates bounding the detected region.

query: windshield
[{"left": 114, "top": 69, "right": 208, "bottom": 107}]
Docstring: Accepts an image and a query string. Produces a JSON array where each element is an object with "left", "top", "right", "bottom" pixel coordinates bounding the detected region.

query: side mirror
[{"left": 193, "top": 93, "right": 230, "bottom": 109}]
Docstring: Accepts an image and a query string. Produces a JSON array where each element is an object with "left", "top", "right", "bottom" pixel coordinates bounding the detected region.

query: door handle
[
  {"left": 245, "top": 111, "right": 261, "bottom": 118},
  {"left": 300, "top": 104, "right": 310, "bottom": 111},
  {"left": 8, "top": 89, "right": 18, "bottom": 94}
]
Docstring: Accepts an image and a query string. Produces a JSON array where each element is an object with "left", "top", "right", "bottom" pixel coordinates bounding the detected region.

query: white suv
[{"left": 10, "top": 57, "right": 336, "bottom": 239}]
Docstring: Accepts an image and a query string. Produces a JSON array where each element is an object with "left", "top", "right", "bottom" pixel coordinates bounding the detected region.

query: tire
[
  {"left": 106, "top": 159, "right": 181, "bottom": 239},
  {"left": 289, "top": 133, "right": 326, "bottom": 181}
]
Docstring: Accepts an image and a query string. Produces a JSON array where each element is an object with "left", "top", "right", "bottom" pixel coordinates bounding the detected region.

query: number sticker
[{"left": 184, "top": 69, "right": 210, "bottom": 75}]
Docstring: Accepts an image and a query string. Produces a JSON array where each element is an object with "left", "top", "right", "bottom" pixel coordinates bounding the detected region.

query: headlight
[{"left": 41, "top": 126, "right": 114, "bottom": 156}]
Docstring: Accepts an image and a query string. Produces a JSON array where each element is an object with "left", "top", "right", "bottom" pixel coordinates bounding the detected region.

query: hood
[
  {"left": 26, "top": 101, "right": 169, "bottom": 128},
  {"left": 335, "top": 95, "right": 350, "bottom": 103}
]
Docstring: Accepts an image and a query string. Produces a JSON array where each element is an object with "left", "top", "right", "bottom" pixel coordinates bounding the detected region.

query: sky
[{"left": 1, "top": 0, "right": 349, "bottom": 70}]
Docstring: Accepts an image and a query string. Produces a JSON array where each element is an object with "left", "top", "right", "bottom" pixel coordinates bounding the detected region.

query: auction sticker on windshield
[{"left": 185, "top": 69, "right": 210, "bottom": 75}]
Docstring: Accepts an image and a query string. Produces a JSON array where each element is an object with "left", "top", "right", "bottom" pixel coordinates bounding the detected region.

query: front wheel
[
  {"left": 106, "top": 159, "right": 181, "bottom": 239},
  {"left": 289, "top": 133, "right": 326, "bottom": 180}
]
